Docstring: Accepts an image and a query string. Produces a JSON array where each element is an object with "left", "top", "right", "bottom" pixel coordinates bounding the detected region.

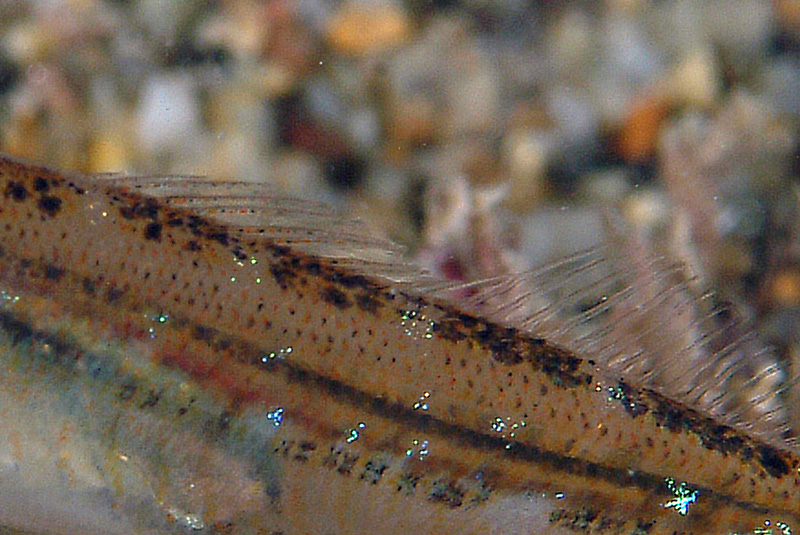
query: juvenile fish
[{"left": 0, "top": 152, "right": 797, "bottom": 534}]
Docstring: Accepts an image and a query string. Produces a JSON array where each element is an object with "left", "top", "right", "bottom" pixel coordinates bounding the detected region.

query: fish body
[{"left": 0, "top": 152, "right": 797, "bottom": 534}]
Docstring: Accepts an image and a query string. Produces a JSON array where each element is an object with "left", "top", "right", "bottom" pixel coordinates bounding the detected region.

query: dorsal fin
[
  {"left": 96, "top": 174, "right": 434, "bottom": 284},
  {"left": 427, "top": 233, "right": 796, "bottom": 451}
]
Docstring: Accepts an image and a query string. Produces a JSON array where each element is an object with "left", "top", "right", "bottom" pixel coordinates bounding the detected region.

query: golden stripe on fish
[{"left": 0, "top": 152, "right": 798, "bottom": 534}]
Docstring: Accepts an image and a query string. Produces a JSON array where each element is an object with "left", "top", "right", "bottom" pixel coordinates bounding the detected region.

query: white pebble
[{"left": 137, "top": 74, "right": 202, "bottom": 157}]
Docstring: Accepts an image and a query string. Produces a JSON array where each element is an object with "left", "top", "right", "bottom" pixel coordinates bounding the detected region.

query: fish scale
[{"left": 0, "top": 151, "right": 797, "bottom": 534}]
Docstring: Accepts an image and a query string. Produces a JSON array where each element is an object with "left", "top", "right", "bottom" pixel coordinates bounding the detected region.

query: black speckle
[
  {"left": 38, "top": 195, "right": 62, "bottom": 216},
  {"left": 33, "top": 177, "right": 49, "bottom": 192},
  {"left": 137, "top": 200, "right": 160, "bottom": 219},
  {"left": 144, "top": 222, "right": 162, "bottom": 240},
  {"left": 652, "top": 401, "right": 684, "bottom": 432},
  {"left": 361, "top": 460, "right": 389, "bottom": 484},
  {"left": 632, "top": 520, "right": 655, "bottom": 534},
  {"left": 337, "top": 452, "right": 359, "bottom": 475},
  {"left": 429, "top": 480, "right": 464, "bottom": 508},
  {"left": 356, "top": 293, "right": 381, "bottom": 314},
  {"left": 4, "top": 181, "right": 28, "bottom": 201},
  {"left": 82, "top": 277, "right": 96, "bottom": 295},
  {"left": 759, "top": 446, "right": 789, "bottom": 478},
  {"left": 67, "top": 182, "right": 85, "bottom": 195},
  {"left": 106, "top": 286, "right": 125, "bottom": 303},
  {"left": 210, "top": 232, "right": 229, "bottom": 246},
  {"left": 616, "top": 381, "right": 648, "bottom": 418},
  {"left": 44, "top": 265, "right": 64, "bottom": 281},
  {"left": 232, "top": 246, "right": 247, "bottom": 261},
  {"left": 332, "top": 274, "right": 370, "bottom": 288},
  {"left": 321, "top": 287, "right": 352, "bottom": 309},
  {"left": 193, "top": 325, "right": 215, "bottom": 341},
  {"left": 186, "top": 240, "right": 201, "bottom": 252},
  {"left": 270, "top": 264, "right": 294, "bottom": 289}
]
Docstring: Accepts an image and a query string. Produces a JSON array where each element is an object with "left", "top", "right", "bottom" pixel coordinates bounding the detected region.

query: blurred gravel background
[{"left": 2, "top": 0, "right": 800, "bottom": 364}]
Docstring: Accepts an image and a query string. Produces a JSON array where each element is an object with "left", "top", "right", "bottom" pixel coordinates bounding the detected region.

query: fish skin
[{"left": 0, "top": 151, "right": 796, "bottom": 534}]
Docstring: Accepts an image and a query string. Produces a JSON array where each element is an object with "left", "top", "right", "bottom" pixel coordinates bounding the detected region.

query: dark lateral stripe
[{"left": 155, "top": 315, "right": 781, "bottom": 518}]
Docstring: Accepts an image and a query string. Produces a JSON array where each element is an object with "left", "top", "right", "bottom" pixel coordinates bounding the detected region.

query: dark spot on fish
[
  {"left": 187, "top": 215, "right": 203, "bottom": 235},
  {"left": 144, "top": 222, "right": 162, "bottom": 240},
  {"left": 480, "top": 326, "right": 523, "bottom": 364},
  {"left": 139, "top": 200, "right": 159, "bottom": 219},
  {"left": 337, "top": 452, "right": 359, "bottom": 475},
  {"left": 321, "top": 287, "right": 351, "bottom": 309},
  {"left": 44, "top": 265, "right": 64, "bottom": 281},
  {"left": 167, "top": 217, "right": 183, "bottom": 227},
  {"left": 232, "top": 246, "right": 247, "bottom": 261},
  {"left": 616, "top": 382, "right": 648, "bottom": 418},
  {"left": 457, "top": 313, "right": 478, "bottom": 329},
  {"left": 82, "top": 277, "right": 96, "bottom": 295},
  {"left": 332, "top": 273, "right": 369, "bottom": 289},
  {"left": 429, "top": 480, "right": 464, "bottom": 508},
  {"left": 356, "top": 293, "right": 383, "bottom": 314},
  {"left": 759, "top": 446, "right": 789, "bottom": 478},
  {"left": 212, "top": 337, "right": 232, "bottom": 351},
  {"left": 652, "top": 400, "right": 683, "bottom": 432},
  {"left": 38, "top": 195, "right": 62, "bottom": 216},
  {"left": 397, "top": 472, "right": 419, "bottom": 495},
  {"left": 361, "top": 460, "right": 389, "bottom": 484},
  {"left": 270, "top": 264, "right": 294, "bottom": 289},
  {"left": 33, "top": 177, "right": 49, "bottom": 192},
  {"left": 272, "top": 245, "right": 290, "bottom": 257},
  {"left": 186, "top": 240, "right": 201, "bottom": 252},
  {"left": 193, "top": 325, "right": 215, "bottom": 341},
  {"left": 4, "top": 181, "right": 27, "bottom": 201},
  {"left": 210, "top": 232, "right": 229, "bottom": 246},
  {"left": 434, "top": 319, "right": 467, "bottom": 342},
  {"left": 6, "top": 316, "right": 33, "bottom": 345},
  {"left": 106, "top": 286, "right": 125, "bottom": 303},
  {"left": 67, "top": 181, "right": 85, "bottom": 194},
  {"left": 305, "top": 261, "right": 321, "bottom": 275}
]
